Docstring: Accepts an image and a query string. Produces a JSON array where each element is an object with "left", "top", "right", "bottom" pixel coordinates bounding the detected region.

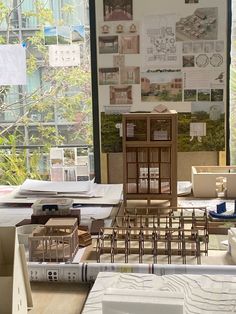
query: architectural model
[
  {"left": 122, "top": 111, "right": 178, "bottom": 206},
  {"left": 0, "top": 227, "right": 32, "bottom": 313},
  {"left": 97, "top": 208, "right": 208, "bottom": 264},
  {"left": 29, "top": 218, "right": 79, "bottom": 262},
  {"left": 192, "top": 166, "right": 236, "bottom": 197},
  {"left": 82, "top": 272, "right": 236, "bottom": 314}
]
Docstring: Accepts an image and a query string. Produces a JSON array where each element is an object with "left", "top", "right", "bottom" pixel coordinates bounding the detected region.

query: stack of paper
[{"left": 18, "top": 179, "right": 105, "bottom": 198}]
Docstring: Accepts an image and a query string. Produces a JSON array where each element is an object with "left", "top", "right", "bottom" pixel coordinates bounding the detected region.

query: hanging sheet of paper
[
  {"left": 0, "top": 45, "right": 26, "bottom": 85},
  {"left": 49, "top": 45, "right": 80, "bottom": 67}
]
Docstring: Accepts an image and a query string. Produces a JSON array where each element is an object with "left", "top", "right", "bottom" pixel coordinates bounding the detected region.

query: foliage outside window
[
  {"left": 230, "top": 0, "right": 236, "bottom": 164},
  {"left": 0, "top": 0, "right": 92, "bottom": 184}
]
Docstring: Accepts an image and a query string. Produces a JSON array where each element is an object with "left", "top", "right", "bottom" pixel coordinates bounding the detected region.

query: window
[{"left": 0, "top": 0, "right": 94, "bottom": 184}]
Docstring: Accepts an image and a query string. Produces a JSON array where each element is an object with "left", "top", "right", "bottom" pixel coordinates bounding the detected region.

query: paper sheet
[{"left": 0, "top": 45, "right": 26, "bottom": 85}]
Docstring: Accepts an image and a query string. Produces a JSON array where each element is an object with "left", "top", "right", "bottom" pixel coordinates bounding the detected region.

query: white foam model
[
  {"left": 228, "top": 228, "right": 236, "bottom": 263},
  {"left": 102, "top": 288, "right": 184, "bottom": 314},
  {"left": 192, "top": 166, "right": 236, "bottom": 197},
  {"left": 0, "top": 227, "right": 32, "bottom": 314},
  {"left": 82, "top": 272, "right": 236, "bottom": 314}
]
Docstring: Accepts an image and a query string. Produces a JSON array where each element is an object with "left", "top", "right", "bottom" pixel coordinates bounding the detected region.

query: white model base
[{"left": 102, "top": 288, "right": 183, "bottom": 314}]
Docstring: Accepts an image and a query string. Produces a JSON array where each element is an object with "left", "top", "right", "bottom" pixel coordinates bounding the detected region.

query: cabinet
[{"left": 122, "top": 111, "right": 177, "bottom": 206}]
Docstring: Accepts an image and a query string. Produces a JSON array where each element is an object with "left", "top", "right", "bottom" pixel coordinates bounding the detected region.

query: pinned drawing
[
  {"left": 44, "top": 25, "right": 84, "bottom": 45},
  {"left": 197, "top": 89, "right": 210, "bottom": 101},
  {"left": 48, "top": 45, "right": 80, "bottom": 67},
  {"left": 182, "top": 42, "right": 192, "bottom": 54},
  {"left": 71, "top": 25, "right": 85, "bottom": 43},
  {"left": 103, "top": 0, "right": 133, "bottom": 21},
  {"left": 183, "top": 55, "right": 195, "bottom": 67},
  {"left": 190, "top": 122, "right": 206, "bottom": 142},
  {"left": 141, "top": 14, "right": 180, "bottom": 68},
  {"left": 184, "top": 89, "right": 197, "bottom": 101},
  {"left": 193, "top": 42, "right": 204, "bottom": 53},
  {"left": 113, "top": 55, "right": 125, "bottom": 67},
  {"left": 176, "top": 8, "right": 218, "bottom": 41},
  {"left": 44, "top": 26, "right": 57, "bottom": 45},
  {"left": 100, "top": 24, "right": 111, "bottom": 34},
  {"left": 99, "top": 36, "right": 119, "bottom": 54},
  {"left": 196, "top": 54, "right": 209, "bottom": 67},
  {"left": 211, "top": 89, "right": 224, "bottom": 101},
  {"left": 99, "top": 67, "right": 119, "bottom": 85},
  {"left": 0, "top": 45, "right": 26, "bottom": 85},
  {"left": 141, "top": 71, "right": 182, "bottom": 102},
  {"left": 57, "top": 26, "right": 71, "bottom": 44},
  {"left": 110, "top": 85, "right": 132, "bottom": 104},
  {"left": 119, "top": 35, "right": 139, "bottom": 54},
  {"left": 120, "top": 66, "right": 140, "bottom": 84},
  {"left": 210, "top": 54, "right": 223, "bottom": 67}
]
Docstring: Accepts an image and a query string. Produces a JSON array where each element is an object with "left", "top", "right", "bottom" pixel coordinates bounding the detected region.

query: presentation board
[{"left": 95, "top": 0, "right": 228, "bottom": 153}]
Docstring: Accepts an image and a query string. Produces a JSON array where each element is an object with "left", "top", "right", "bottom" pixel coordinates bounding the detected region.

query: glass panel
[
  {"left": 126, "top": 119, "right": 147, "bottom": 141},
  {"left": 150, "top": 119, "right": 171, "bottom": 141}
]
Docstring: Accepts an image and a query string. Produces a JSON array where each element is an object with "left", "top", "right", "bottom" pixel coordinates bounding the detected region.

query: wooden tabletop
[{"left": 29, "top": 282, "right": 90, "bottom": 314}]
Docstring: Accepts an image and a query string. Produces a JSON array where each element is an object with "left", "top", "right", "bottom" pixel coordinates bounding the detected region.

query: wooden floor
[{"left": 29, "top": 282, "right": 90, "bottom": 314}]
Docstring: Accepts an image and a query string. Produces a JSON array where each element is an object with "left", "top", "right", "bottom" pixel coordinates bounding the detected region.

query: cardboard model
[{"left": 0, "top": 227, "right": 32, "bottom": 313}]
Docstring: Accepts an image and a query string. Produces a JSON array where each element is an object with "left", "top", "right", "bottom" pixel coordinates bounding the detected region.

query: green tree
[{"left": 0, "top": 0, "right": 92, "bottom": 184}]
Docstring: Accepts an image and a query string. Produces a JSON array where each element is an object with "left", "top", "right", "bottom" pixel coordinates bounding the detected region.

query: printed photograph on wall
[
  {"left": 184, "top": 89, "right": 197, "bottom": 101},
  {"left": 103, "top": 0, "right": 133, "bottom": 21},
  {"left": 110, "top": 85, "right": 133, "bottom": 104},
  {"left": 211, "top": 89, "right": 224, "bottom": 101},
  {"left": 197, "top": 89, "right": 211, "bottom": 101},
  {"left": 178, "top": 102, "right": 224, "bottom": 151},
  {"left": 71, "top": 25, "right": 85, "bottom": 43},
  {"left": 44, "top": 26, "right": 57, "bottom": 45},
  {"left": 113, "top": 55, "right": 125, "bottom": 67},
  {"left": 176, "top": 8, "right": 218, "bottom": 41},
  {"left": 99, "top": 36, "right": 119, "bottom": 53},
  {"left": 99, "top": 67, "right": 119, "bottom": 85},
  {"left": 141, "top": 71, "right": 182, "bottom": 102},
  {"left": 120, "top": 66, "right": 140, "bottom": 84},
  {"left": 183, "top": 55, "right": 195, "bottom": 67},
  {"left": 119, "top": 35, "right": 139, "bottom": 54},
  {"left": 101, "top": 112, "right": 122, "bottom": 153},
  {"left": 185, "top": 0, "right": 199, "bottom": 3},
  {"left": 57, "top": 26, "right": 71, "bottom": 44}
]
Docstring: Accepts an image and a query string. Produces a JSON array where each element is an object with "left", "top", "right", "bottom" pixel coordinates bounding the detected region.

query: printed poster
[{"left": 141, "top": 14, "right": 181, "bottom": 69}]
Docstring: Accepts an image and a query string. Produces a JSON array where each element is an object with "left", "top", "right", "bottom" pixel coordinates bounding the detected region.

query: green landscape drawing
[
  {"left": 101, "top": 112, "right": 122, "bottom": 153},
  {"left": 178, "top": 112, "right": 225, "bottom": 151}
]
